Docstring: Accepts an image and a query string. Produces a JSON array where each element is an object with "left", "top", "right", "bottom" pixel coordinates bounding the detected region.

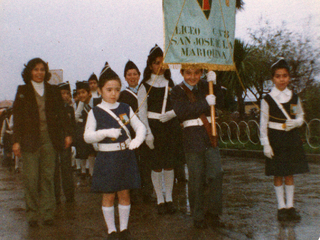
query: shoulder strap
[
  {"left": 179, "top": 82, "right": 217, "bottom": 147},
  {"left": 267, "top": 93, "right": 291, "bottom": 120},
  {"left": 97, "top": 105, "right": 132, "bottom": 141},
  {"left": 125, "top": 88, "right": 138, "bottom": 100},
  {"left": 161, "top": 82, "right": 169, "bottom": 114}
]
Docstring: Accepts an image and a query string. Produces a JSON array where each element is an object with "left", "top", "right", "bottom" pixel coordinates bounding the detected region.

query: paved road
[{"left": 0, "top": 156, "right": 319, "bottom": 240}]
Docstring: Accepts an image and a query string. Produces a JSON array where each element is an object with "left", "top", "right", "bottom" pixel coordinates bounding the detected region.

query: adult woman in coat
[{"left": 12, "top": 58, "right": 72, "bottom": 226}]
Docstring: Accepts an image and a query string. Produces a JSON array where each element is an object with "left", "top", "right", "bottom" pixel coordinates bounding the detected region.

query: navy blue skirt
[{"left": 91, "top": 149, "right": 141, "bottom": 193}]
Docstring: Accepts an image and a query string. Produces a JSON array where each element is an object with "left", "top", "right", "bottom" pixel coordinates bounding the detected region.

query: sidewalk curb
[{"left": 220, "top": 149, "right": 320, "bottom": 163}]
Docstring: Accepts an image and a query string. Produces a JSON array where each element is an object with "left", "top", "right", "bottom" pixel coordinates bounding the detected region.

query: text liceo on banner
[{"left": 163, "top": 0, "right": 236, "bottom": 71}]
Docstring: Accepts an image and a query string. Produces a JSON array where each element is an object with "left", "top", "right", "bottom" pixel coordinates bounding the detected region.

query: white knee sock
[
  {"left": 118, "top": 204, "right": 131, "bottom": 232},
  {"left": 164, "top": 170, "right": 174, "bottom": 202},
  {"left": 285, "top": 185, "right": 294, "bottom": 208},
  {"left": 151, "top": 170, "right": 164, "bottom": 204},
  {"left": 80, "top": 159, "right": 86, "bottom": 174},
  {"left": 274, "top": 185, "right": 286, "bottom": 209},
  {"left": 88, "top": 156, "right": 95, "bottom": 176},
  {"left": 75, "top": 158, "right": 81, "bottom": 170},
  {"left": 102, "top": 206, "right": 117, "bottom": 234}
]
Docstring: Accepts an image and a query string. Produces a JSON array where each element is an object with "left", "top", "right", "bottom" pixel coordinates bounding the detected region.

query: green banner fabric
[{"left": 163, "top": 0, "right": 236, "bottom": 71}]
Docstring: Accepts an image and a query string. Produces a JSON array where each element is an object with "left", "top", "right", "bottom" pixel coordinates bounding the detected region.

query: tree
[
  {"left": 248, "top": 19, "right": 320, "bottom": 95},
  {"left": 220, "top": 38, "right": 256, "bottom": 119}
]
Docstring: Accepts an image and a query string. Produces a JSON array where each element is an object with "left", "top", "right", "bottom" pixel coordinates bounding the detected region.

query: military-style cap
[
  {"left": 148, "top": 44, "right": 163, "bottom": 59},
  {"left": 58, "top": 81, "right": 71, "bottom": 91},
  {"left": 99, "top": 62, "right": 120, "bottom": 81},
  {"left": 271, "top": 58, "right": 290, "bottom": 75},
  {"left": 88, "top": 73, "right": 98, "bottom": 82},
  {"left": 124, "top": 60, "right": 140, "bottom": 77},
  {"left": 76, "top": 80, "right": 90, "bottom": 91}
]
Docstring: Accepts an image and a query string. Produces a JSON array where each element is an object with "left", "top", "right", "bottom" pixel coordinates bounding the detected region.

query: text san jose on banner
[{"left": 163, "top": 0, "right": 236, "bottom": 71}]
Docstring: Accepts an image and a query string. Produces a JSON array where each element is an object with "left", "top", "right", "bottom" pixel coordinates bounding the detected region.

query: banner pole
[{"left": 208, "top": 81, "right": 216, "bottom": 137}]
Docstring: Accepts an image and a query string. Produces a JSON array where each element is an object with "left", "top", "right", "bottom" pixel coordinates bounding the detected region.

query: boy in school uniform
[
  {"left": 74, "top": 81, "right": 99, "bottom": 183},
  {"left": 55, "top": 81, "right": 76, "bottom": 204},
  {"left": 88, "top": 73, "right": 100, "bottom": 98},
  {"left": 170, "top": 67, "right": 224, "bottom": 229}
]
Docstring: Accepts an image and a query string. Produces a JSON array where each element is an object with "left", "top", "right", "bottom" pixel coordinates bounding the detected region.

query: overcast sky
[{"left": 1, "top": 0, "right": 319, "bottom": 101}]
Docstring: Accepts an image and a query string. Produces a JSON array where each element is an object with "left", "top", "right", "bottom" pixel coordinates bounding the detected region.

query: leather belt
[
  {"left": 182, "top": 117, "right": 211, "bottom": 128},
  {"left": 97, "top": 139, "right": 131, "bottom": 152}
]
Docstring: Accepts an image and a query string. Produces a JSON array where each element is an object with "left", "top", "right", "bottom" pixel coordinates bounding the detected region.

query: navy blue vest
[{"left": 92, "top": 103, "right": 132, "bottom": 144}]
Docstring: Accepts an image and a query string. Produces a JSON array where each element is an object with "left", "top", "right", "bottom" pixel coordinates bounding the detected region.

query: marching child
[
  {"left": 119, "top": 60, "right": 154, "bottom": 203},
  {"left": 260, "top": 58, "right": 309, "bottom": 221},
  {"left": 74, "top": 81, "right": 96, "bottom": 182},
  {"left": 55, "top": 82, "right": 75, "bottom": 204},
  {"left": 170, "top": 67, "right": 224, "bottom": 229},
  {"left": 137, "top": 44, "right": 184, "bottom": 214},
  {"left": 84, "top": 62, "right": 146, "bottom": 240}
]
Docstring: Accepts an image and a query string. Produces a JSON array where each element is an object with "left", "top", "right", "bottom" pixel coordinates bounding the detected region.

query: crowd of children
[{"left": 0, "top": 47, "right": 309, "bottom": 240}]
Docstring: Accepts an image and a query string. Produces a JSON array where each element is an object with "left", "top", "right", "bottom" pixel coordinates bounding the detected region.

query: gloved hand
[
  {"left": 206, "top": 94, "right": 216, "bottom": 106},
  {"left": 145, "top": 133, "right": 155, "bottom": 149},
  {"left": 263, "top": 145, "right": 274, "bottom": 159},
  {"left": 159, "top": 110, "right": 176, "bottom": 123},
  {"left": 129, "top": 138, "right": 143, "bottom": 150},
  {"left": 285, "top": 119, "right": 300, "bottom": 131},
  {"left": 206, "top": 71, "right": 217, "bottom": 84},
  {"left": 99, "top": 128, "right": 122, "bottom": 139}
]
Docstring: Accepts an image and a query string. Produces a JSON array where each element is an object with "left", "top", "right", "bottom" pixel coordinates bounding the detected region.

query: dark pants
[
  {"left": 54, "top": 147, "right": 75, "bottom": 203},
  {"left": 22, "top": 131, "right": 57, "bottom": 222},
  {"left": 185, "top": 147, "right": 223, "bottom": 221}
]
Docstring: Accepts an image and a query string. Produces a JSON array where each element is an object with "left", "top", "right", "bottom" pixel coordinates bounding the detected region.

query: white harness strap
[
  {"left": 161, "top": 82, "right": 169, "bottom": 114},
  {"left": 268, "top": 94, "right": 291, "bottom": 120},
  {"left": 124, "top": 88, "right": 138, "bottom": 100},
  {"left": 97, "top": 106, "right": 132, "bottom": 141}
]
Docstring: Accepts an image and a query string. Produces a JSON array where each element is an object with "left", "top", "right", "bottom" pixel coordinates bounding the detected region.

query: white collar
[
  {"left": 269, "top": 87, "right": 291, "bottom": 98},
  {"left": 99, "top": 99, "right": 119, "bottom": 110},
  {"left": 31, "top": 80, "right": 45, "bottom": 96}
]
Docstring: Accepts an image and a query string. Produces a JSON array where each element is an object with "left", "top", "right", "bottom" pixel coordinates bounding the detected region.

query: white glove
[
  {"left": 98, "top": 128, "right": 122, "bottom": 139},
  {"left": 145, "top": 133, "right": 155, "bottom": 149},
  {"left": 206, "top": 71, "right": 217, "bottom": 84},
  {"left": 206, "top": 94, "right": 216, "bottom": 106},
  {"left": 263, "top": 145, "right": 274, "bottom": 159},
  {"left": 129, "top": 138, "right": 142, "bottom": 150},
  {"left": 285, "top": 119, "right": 300, "bottom": 131},
  {"left": 159, "top": 110, "right": 176, "bottom": 123}
]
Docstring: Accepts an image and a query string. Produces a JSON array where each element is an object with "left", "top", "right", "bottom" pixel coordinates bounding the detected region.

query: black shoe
[
  {"left": 277, "top": 208, "right": 288, "bottom": 221},
  {"left": 165, "top": 202, "right": 176, "bottom": 214},
  {"left": 43, "top": 219, "right": 54, "bottom": 226},
  {"left": 194, "top": 219, "right": 208, "bottom": 229},
  {"left": 119, "top": 229, "right": 132, "bottom": 240},
  {"left": 157, "top": 203, "right": 166, "bottom": 215},
  {"left": 206, "top": 213, "right": 225, "bottom": 228},
  {"left": 107, "top": 231, "right": 118, "bottom": 240},
  {"left": 28, "top": 220, "right": 38, "bottom": 227},
  {"left": 287, "top": 207, "right": 301, "bottom": 221}
]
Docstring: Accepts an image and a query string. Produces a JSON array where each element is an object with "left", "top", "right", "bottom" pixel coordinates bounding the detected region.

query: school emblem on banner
[
  {"left": 163, "top": 0, "right": 236, "bottom": 71},
  {"left": 197, "top": 0, "right": 212, "bottom": 19}
]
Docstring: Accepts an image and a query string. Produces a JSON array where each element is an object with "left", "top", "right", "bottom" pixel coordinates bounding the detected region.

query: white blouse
[
  {"left": 84, "top": 100, "right": 146, "bottom": 144},
  {"left": 260, "top": 87, "right": 304, "bottom": 146},
  {"left": 137, "top": 74, "right": 169, "bottom": 135}
]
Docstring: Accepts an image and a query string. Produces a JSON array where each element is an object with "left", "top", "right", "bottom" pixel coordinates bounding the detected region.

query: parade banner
[
  {"left": 49, "top": 69, "right": 63, "bottom": 85},
  {"left": 163, "top": 0, "right": 236, "bottom": 71}
]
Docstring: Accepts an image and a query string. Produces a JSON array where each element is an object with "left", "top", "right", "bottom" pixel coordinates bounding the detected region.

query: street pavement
[{"left": 0, "top": 155, "right": 319, "bottom": 240}]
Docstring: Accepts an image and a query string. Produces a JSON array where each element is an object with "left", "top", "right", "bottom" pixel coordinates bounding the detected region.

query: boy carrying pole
[{"left": 170, "top": 67, "right": 224, "bottom": 229}]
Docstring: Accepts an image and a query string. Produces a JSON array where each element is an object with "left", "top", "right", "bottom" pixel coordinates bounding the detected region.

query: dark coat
[
  {"left": 170, "top": 79, "right": 224, "bottom": 153},
  {"left": 13, "top": 82, "right": 72, "bottom": 152}
]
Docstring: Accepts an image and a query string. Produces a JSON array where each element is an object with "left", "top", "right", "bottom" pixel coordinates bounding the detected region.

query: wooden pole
[{"left": 208, "top": 81, "right": 216, "bottom": 136}]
